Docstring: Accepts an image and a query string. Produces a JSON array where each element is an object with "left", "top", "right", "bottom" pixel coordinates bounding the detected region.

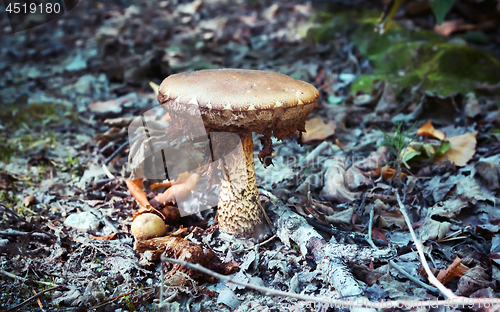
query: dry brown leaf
[
  {"left": 302, "top": 118, "right": 336, "bottom": 142},
  {"left": 436, "top": 256, "right": 469, "bottom": 285},
  {"left": 155, "top": 173, "right": 199, "bottom": 204},
  {"left": 417, "top": 120, "right": 446, "bottom": 141},
  {"left": 125, "top": 178, "right": 152, "bottom": 209},
  {"left": 456, "top": 266, "right": 491, "bottom": 296},
  {"left": 435, "top": 132, "right": 477, "bottom": 166},
  {"left": 373, "top": 199, "right": 405, "bottom": 229},
  {"left": 91, "top": 233, "right": 118, "bottom": 241},
  {"left": 370, "top": 166, "right": 407, "bottom": 180},
  {"left": 150, "top": 180, "right": 172, "bottom": 190},
  {"left": 434, "top": 19, "right": 465, "bottom": 36},
  {"left": 320, "top": 159, "right": 357, "bottom": 202},
  {"left": 372, "top": 228, "right": 387, "bottom": 242},
  {"left": 135, "top": 235, "right": 237, "bottom": 283},
  {"left": 434, "top": 19, "right": 475, "bottom": 36},
  {"left": 419, "top": 217, "right": 451, "bottom": 242},
  {"left": 22, "top": 195, "right": 36, "bottom": 207},
  {"left": 89, "top": 96, "right": 135, "bottom": 114},
  {"left": 151, "top": 172, "right": 194, "bottom": 190}
]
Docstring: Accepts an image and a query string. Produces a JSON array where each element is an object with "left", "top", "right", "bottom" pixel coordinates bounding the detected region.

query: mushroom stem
[{"left": 217, "top": 133, "right": 269, "bottom": 240}]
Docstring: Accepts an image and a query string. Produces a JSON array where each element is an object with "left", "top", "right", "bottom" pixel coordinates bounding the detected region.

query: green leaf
[
  {"left": 429, "top": 0, "right": 457, "bottom": 25},
  {"left": 435, "top": 140, "right": 451, "bottom": 157}
]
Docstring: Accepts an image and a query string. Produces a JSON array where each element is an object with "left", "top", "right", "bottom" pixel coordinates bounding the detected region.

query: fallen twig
[
  {"left": 161, "top": 256, "right": 500, "bottom": 309},
  {"left": 0, "top": 230, "right": 53, "bottom": 239},
  {"left": 3, "top": 286, "right": 62, "bottom": 312},
  {"left": 394, "top": 189, "right": 457, "bottom": 299},
  {"left": 366, "top": 205, "right": 377, "bottom": 250},
  {"left": 389, "top": 260, "right": 439, "bottom": 294},
  {"left": 0, "top": 269, "right": 57, "bottom": 286},
  {"left": 104, "top": 141, "right": 129, "bottom": 165}
]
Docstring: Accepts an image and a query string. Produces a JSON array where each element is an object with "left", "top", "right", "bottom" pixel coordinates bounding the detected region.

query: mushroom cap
[
  {"left": 158, "top": 69, "right": 319, "bottom": 140},
  {"left": 131, "top": 213, "right": 166, "bottom": 240}
]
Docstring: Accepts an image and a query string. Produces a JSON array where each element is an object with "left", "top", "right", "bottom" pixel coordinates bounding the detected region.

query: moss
[
  {"left": 0, "top": 102, "right": 73, "bottom": 129},
  {"left": 0, "top": 102, "right": 74, "bottom": 163},
  {"left": 308, "top": 14, "right": 500, "bottom": 97}
]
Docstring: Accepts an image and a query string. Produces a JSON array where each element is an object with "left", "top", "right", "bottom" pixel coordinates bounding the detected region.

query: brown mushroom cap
[{"left": 158, "top": 69, "right": 319, "bottom": 140}]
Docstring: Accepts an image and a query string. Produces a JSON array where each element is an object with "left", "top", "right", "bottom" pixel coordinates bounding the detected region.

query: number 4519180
[{"left": 6, "top": 2, "right": 61, "bottom": 14}]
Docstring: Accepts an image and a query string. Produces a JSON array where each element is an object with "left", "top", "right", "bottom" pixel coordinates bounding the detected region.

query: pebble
[{"left": 63, "top": 211, "right": 100, "bottom": 232}]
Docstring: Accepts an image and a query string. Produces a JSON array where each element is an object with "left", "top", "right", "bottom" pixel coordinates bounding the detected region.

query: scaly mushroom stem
[{"left": 217, "top": 133, "right": 269, "bottom": 240}]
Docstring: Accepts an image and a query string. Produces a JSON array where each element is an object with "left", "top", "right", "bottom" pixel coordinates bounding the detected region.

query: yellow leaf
[
  {"left": 302, "top": 118, "right": 336, "bottom": 143},
  {"left": 417, "top": 120, "right": 446, "bottom": 141},
  {"left": 435, "top": 132, "right": 477, "bottom": 166}
]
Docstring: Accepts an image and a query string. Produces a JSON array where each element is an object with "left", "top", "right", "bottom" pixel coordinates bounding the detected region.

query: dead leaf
[
  {"left": 134, "top": 235, "right": 236, "bottom": 283},
  {"left": 369, "top": 166, "right": 407, "bottom": 180},
  {"left": 324, "top": 206, "right": 354, "bottom": 224},
  {"left": 302, "top": 118, "right": 336, "bottom": 142},
  {"left": 320, "top": 159, "right": 358, "bottom": 202},
  {"left": 456, "top": 266, "right": 492, "bottom": 296},
  {"left": 372, "top": 199, "right": 405, "bottom": 229},
  {"left": 417, "top": 120, "right": 446, "bottom": 141},
  {"left": 22, "top": 195, "right": 36, "bottom": 207},
  {"left": 435, "top": 132, "right": 477, "bottom": 166},
  {"left": 414, "top": 92, "right": 458, "bottom": 126},
  {"left": 155, "top": 173, "right": 199, "bottom": 204},
  {"left": 464, "top": 92, "right": 481, "bottom": 119},
  {"left": 354, "top": 147, "right": 388, "bottom": 171},
  {"left": 428, "top": 198, "right": 469, "bottom": 219},
  {"left": 434, "top": 19, "right": 467, "bottom": 36},
  {"left": 372, "top": 228, "right": 387, "bottom": 242},
  {"left": 352, "top": 263, "right": 384, "bottom": 286},
  {"left": 475, "top": 161, "right": 500, "bottom": 190},
  {"left": 419, "top": 218, "right": 452, "bottom": 242},
  {"left": 88, "top": 95, "right": 135, "bottom": 114},
  {"left": 125, "top": 179, "right": 151, "bottom": 209},
  {"left": 177, "top": 0, "right": 203, "bottom": 15},
  {"left": 375, "top": 82, "right": 397, "bottom": 113},
  {"left": 345, "top": 166, "right": 373, "bottom": 190},
  {"left": 436, "top": 256, "right": 469, "bottom": 285},
  {"left": 91, "top": 233, "right": 118, "bottom": 241}
]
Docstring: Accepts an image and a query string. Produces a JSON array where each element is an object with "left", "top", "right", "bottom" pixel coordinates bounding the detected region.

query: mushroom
[
  {"left": 131, "top": 213, "right": 167, "bottom": 240},
  {"left": 157, "top": 69, "right": 319, "bottom": 240}
]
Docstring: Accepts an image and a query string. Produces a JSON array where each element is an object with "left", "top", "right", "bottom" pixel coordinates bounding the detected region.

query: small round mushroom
[
  {"left": 131, "top": 213, "right": 166, "bottom": 240},
  {"left": 158, "top": 69, "right": 319, "bottom": 240}
]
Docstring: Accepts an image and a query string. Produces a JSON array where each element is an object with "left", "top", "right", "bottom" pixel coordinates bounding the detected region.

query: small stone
[{"left": 64, "top": 211, "right": 100, "bottom": 232}]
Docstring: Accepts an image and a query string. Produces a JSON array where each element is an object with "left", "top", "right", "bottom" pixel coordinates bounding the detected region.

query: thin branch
[
  {"left": 161, "top": 256, "right": 497, "bottom": 309},
  {"left": 3, "top": 286, "right": 62, "bottom": 312},
  {"left": 0, "top": 269, "right": 58, "bottom": 286},
  {"left": 394, "top": 190, "right": 457, "bottom": 299},
  {"left": 238, "top": 234, "right": 277, "bottom": 253},
  {"left": 104, "top": 141, "right": 129, "bottom": 165},
  {"left": 389, "top": 260, "right": 439, "bottom": 294},
  {"left": 366, "top": 205, "right": 378, "bottom": 250}
]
